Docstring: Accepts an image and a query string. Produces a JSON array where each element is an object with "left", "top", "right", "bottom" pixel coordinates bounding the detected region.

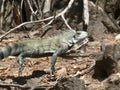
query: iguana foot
[
  {"left": 17, "top": 55, "right": 24, "bottom": 76},
  {"left": 17, "top": 51, "right": 33, "bottom": 76},
  {"left": 50, "top": 67, "right": 55, "bottom": 76},
  {"left": 18, "top": 65, "right": 24, "bottom": 76}
]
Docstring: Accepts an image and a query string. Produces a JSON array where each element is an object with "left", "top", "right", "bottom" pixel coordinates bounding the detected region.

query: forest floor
[
  {"left": 0, "top": 27, "right": 118, "bottom": 90},
  {"left": 0, "top": 0, "right": 120, "bottom": 89}
]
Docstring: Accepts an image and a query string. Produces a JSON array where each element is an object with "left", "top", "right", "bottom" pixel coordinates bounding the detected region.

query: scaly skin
[{"left": 0, "top": 29, "right": 88, "bottom": 76}]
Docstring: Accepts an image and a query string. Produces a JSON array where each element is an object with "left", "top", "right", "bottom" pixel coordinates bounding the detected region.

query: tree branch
[
  {"left": 83, "top": 0, "right": 89, "bottom": 31},
  {"left": 0, "top": 0, "right": 75, "bottom": 39},
  {"left": 0, "top": 0, "right": 5, "bottom": 30}
]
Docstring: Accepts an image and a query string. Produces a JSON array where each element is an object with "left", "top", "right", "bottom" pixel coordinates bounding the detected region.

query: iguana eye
[
  {"left": 74, "top": 35, "right": 79, "bottom": 39},
  {"left": 77, "top": 31, "right": 81, "bottom": 35},
  {"left": 73, "top": 35, "right": 76, "bottom": 38}
]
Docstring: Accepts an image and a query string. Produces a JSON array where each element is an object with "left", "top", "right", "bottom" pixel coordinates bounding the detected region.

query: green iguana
[{"left": 0, "top": 29, "right": 88, "bottom": 75}]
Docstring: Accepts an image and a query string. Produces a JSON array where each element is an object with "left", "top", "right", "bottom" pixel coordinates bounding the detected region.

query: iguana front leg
[{"left": 50, "top": 44, "right": 69, "bottom": 76}]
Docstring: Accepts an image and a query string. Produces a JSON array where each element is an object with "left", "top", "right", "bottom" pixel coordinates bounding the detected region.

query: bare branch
[
  {"left": 0, "top": 17, "right": 53, "bottom": 39},
  {"left": 73, "top": 63, "right": 95, "bottom": 77},
  {"left": 43, "top": 0, "right": 51, "bottom": 13},
  {"left": 20, "top": 0, "right": 24, "bottom": 9},
  {"left": 27, "top": 0, "right": 37, "bottom": 21},
  {"left": 0, "top": 0, "right": 75, "bottom": 39},
  {"left": 61, "top": 15, "right": 72, "bottom": 30},
  {"left": 42, "top": 0, "right": 75, "bottom": 29},
  {"left": 0, "top": 0, "right": 5, "bottom": 29},
  {"left": 32, "top": 0, "right": 39, "bottom": 11},
  {"left": 83, "top": 0, "right": 89, "bottom": 31},
  {"left": 27, "top": 0, "right": 34, "bottom": 14},
  {"left": 42, "top": 19, "right": 54, "bottom": 28}
]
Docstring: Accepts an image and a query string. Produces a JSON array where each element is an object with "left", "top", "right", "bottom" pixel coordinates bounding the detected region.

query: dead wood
[{"left": 0, "top": 81, "right": 53, "bottom": 90}]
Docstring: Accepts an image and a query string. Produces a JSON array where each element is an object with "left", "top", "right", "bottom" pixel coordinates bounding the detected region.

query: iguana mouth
[{"left": 71, "top": 38, "right": 88, "bottom": 50}]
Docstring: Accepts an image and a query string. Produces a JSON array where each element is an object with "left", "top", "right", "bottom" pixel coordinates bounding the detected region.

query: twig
[
  {"left": 37, "top": 0, "right": 43, "bottom": 19},
  {"left": 54, "top": 0, "right": 74, "bottom": 19},
  {"left": 32, "top": 0, "right": 39, "bottom": 11},
  {"left": 61, "top": 15, "right": 72, "bottom": 30},
  {"left": 73, "top": 63, "right": 95, "bottom": 77},
  {"left": 27, "top": 0, "right": 37, "bottom": 21},
  {"left": 42, "top": 19, "right": 54, "bottom": 28},
  {"left": 27, "top": 0, "right": 34, "bottom": 14},
  {"left": 65, "top": 53, "right": 92, "bottom": 57}
]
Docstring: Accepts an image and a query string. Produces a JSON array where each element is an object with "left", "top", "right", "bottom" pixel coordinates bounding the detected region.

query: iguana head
[
  {"left": 72, "top": 31, "right": 88, "bottom": 43},
  {"left": 61, "top": 30, "right": 88, "bottom": 47}
]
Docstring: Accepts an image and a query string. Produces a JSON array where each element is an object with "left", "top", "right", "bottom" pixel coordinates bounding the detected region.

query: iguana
[{"left": 0, "top": 29, "right": 88, "bottom": 76}]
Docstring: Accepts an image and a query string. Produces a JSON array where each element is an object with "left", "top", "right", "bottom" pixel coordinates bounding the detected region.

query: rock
[
  {"left": 56, "top": 67, "right": 67, "bottom": 76},
  {"left": 104, "top": 75, "right": 120, "bottom": 90},
  {"left": 107, "top": 73, "right": 120, "bottom": 83},
  {"left": 93, "top": 40, "right": 120, "bottom": 80},
  {"left": 50, "top": 77, "right": 86, "bottom": 90},
  {"left": 115, "top": 34, "right": 120, "bottom": 41},
  {"left": 88, "top": 21, "right": 106, "bottom": 41}
]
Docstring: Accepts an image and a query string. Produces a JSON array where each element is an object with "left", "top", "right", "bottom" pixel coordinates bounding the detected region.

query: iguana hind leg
[{"left": 17, "top": 50, "right": 35, "bottom": 76}]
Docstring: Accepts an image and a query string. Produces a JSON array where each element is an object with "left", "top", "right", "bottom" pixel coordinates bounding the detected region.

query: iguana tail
[{"left": 0, "top": 43, "right": 22, "bottom": 60}]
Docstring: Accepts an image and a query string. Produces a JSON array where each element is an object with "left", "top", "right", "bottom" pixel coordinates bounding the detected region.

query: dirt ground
[
  {"left": 0, "top": 0, "right": 120, "bottom": 90},
  {"left": 0, "top": 28, "right": 117, "bottom": 90}
]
